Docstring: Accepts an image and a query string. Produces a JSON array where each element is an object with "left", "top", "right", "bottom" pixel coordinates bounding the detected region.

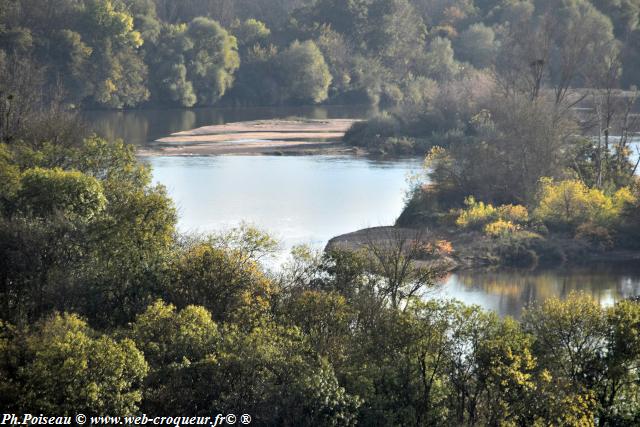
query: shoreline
[{"left": 326, "top": 226, "right": 640, "bottom": 271}]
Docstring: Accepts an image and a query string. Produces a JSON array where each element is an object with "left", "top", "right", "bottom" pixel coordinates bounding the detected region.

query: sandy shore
[{"left": 139, "top": 118, "right": 361, "bottom": 156}]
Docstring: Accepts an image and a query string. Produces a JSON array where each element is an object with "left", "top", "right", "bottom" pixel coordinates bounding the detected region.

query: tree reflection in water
[{"left": 438, "top": 263, "right": 640, "bottom": 318}]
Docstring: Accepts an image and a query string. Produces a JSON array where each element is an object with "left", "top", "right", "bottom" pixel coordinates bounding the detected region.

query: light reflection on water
[
  {"left": 147, "top": 154, "right": 421, "bottom": 251},
  {"left": 438, "top": 264, "right": 640, "bottom": 318}
]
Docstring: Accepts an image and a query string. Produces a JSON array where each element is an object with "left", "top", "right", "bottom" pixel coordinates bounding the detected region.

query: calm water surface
[
  {"left": 86, "top": 107, "right": 640, "bottom": 316},
  {"left": 148, "top": 155, "right": 420, "bottom": 250},
  {"left": 439, "top": 264, "right": 640, "bottom": 318}
]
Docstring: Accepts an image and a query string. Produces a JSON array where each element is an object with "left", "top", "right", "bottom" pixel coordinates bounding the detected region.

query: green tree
[
  {"left": 0, "top": 143, "right": 20, "bottom": 212},
  {"left": 18, "top": 167, "right": 106, "bottom": 222},
  {"left": 11, "top": 313, "right": 147, "bottom": 414},
  {"left": 81, "top": 0, "right": 148, "bottom": 108},
  {"left": 454, "top": 23, "right": 498, "bottom": 69},
  {"left": 523, "top": 293, "right": 640, "bottom": 425},
  {"left": 421, "top": 37, "right": 460, "bottom": 81},
  {"left": 130, "top": 300, "right": 219, "bottom": 368},
  {"left": 156, "top": 322, "right": 360, "bottom": 425},
  {"left": 145, "top": 24, "right": 196, "bottom": 107},
  {"left": 165, "top": 226, "right": 276, "bottom": 324},
  {"left": 232, "top": 18, "right": 270, "bottom": 49},
  {"left": 185, "top": 17, "right": 239, "bottom": 105},
  {"left": 276, "top": 40, "right": 332, "bottom": 103}
]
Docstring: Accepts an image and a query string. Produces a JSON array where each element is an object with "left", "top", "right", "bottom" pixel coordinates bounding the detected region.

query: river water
[{"left": 85, "top": 106, "right": 640, "bottom": 317}]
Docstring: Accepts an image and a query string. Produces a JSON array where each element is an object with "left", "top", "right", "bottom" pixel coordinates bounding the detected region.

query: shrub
[
  {"left": 455, "top": 196, "right": 497, "bottom": 229},
  {"left": 534, "top": 178, "right": 623, "bottom": 231},
  {"left": 484, "top": 219, "right": 519, "bottom": 238},
  {"left": 384, "top": 137, "right": 416, "bottom": 155},
  {"left": 612, "top": 187, "right": 636, "bottom": 212},
  {"left": 492, "top": 232, "right": 542, "bottom": 268},
  {"left": 575, "top": 222, "right": 614, "bottom": 250},
  {"left": 343, "top": 115, "right": 400, "bottom": 149},
  {"left": 456, "top": 197, "right": 529, "bottom": 231},
  {"left": 497, "top": 204, "right": 529, "bottom": 224}
]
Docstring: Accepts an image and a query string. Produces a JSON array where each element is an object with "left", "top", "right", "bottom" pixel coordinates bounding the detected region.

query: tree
[
  {"left": 8, "top": 313, "right": 147, "bottom": 414},
  {"left": 146, "top": 18, "right": 239, "bottom": 106},
  {"left": 165, "top": 226, "right": 276, "bottom": 324},
  {"left": 495, "top": 0, "right": 617, "bottom": 105},
  {"left": 232, "top": 18, "right": 270, "bottom": 49},
  {"left": 196, "top": 323, "right": 360, "bottom": 425},
  {"left": 591, "top": 0, "right": 640, "bottom": 37},
  {"left": 600, "top": 300, "right": 640, "bottom": 424},
  {"left": 145, "top": 24, "right": 197, "bottom": 107},
  {"left": 314, "top": 26, "right": 355, "bottom": 96},
  {"left": 0, "top": 143, "right": 20, "bottom": 212},
  {"left": 81, "top": 0, "right": 149, "bottom": 108},
  {"left": 281, "top": 290, "right": 355, "bottom": 364},
  {"left": 420, "top": 37, "right": 460, "bottom": 81},
  {"left": 276, "top": 40, "right": 332, "bottom": 103},
  {"left": 0, "top": 135, "right": 177, "bottom": 326},
  {"left": 523, "top": 293, "right": 640, "bottom": 424},
  {"left": 362, "top": 228, "right": 449, "bottom": 310},
  {"left": 366, "top": 0, "right": 427, "bottom": 77},
  {"left": 18, "top": 168, "right": 106, "bottom": 222},
  {"left": 186, "top": 17, "right": 239, "bottom": 105},
  {"left": 454, "top": 23, "right": 498, "bottom": 69}
]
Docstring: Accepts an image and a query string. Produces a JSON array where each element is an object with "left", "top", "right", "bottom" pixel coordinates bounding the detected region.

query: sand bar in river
[{"left": 139, "top": 118, "right": 361, "bottom": 156}]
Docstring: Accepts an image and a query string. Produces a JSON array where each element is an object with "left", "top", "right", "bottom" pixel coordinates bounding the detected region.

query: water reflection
[
  {"left": 83, "top": 105, "right": 375, "bottom": 145},
  {"left": 439, "top": 263, "right": 640, "bottom": 318},
  {"left": 148, "top": 155, "right": 420, "bottom": 252}
]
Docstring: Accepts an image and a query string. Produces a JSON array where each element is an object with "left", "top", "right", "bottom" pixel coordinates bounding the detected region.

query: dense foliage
[
  {"left": 0, "top": 100, "right": 639, "bottom": 424},
  {"left": 2, "top": 1, "right": 640, "bottom": 425},
  {"left": 2, "top": 0, "right": 640, "bottom": 108}
]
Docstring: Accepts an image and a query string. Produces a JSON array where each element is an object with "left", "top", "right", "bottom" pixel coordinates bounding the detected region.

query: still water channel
[{"left": 85, "top": 106, "right": 640, "bottom": 317}]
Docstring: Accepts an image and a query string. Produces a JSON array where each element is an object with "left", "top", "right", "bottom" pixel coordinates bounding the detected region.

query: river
[{"left": 85, "top": 106, "right": 640, "bottom": 317}]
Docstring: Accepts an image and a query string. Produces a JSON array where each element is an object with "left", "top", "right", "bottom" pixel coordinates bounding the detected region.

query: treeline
[
  {"left": 2, "top": 0, "right": 640, "bottom": 109},
  {"left": 0, "top": 103, "right": 640, "bottom": 425}
]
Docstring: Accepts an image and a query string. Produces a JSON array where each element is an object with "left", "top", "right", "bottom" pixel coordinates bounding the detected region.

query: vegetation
[
  {"left": 401, "top": 170, "right": 640, "bottom": 264},
  {"left": 1, "top": 94, "right": 639, "bottom": 423},
  {"left": 2, "top": 0, "right": 640, "bottom": 424},
  {"left": 1, "top": 0, "right": 640, "bottom": 109},
  {"left": 344, "top": 1, "right": 640, "bottom": 267}
]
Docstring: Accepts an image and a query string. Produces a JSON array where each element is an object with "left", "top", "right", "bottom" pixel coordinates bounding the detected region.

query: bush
[
  {"left": 343, "top": 115, "right": 400, "bottom": 149},
  {"left": 575, "top": 222, "right": 614, "bottom": 250},
  {"left": 497, "top": 204, "right": 529, "bottom": 224},
  {"left": 534, "top": 178, "right": 625, "bottom": 231},
  {"left": 492, "top": 232, "right": 542, "bottom": 268},
  {"left": 484, "top": 219, "right": 519, "bottom": 238},
  {"left": 455, "top": 196, "right": 498, "bottom": 229},
  {"left": 456, "top": 197, "right": 530, "bottom": 232}
]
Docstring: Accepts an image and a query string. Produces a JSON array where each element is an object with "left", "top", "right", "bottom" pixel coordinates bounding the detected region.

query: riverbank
[
  {"left": 326, "top": 226, "right": 640, "bottom": 271},
  {"left": 138, "top": 118, "right": 365, "bottom": 156}
]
